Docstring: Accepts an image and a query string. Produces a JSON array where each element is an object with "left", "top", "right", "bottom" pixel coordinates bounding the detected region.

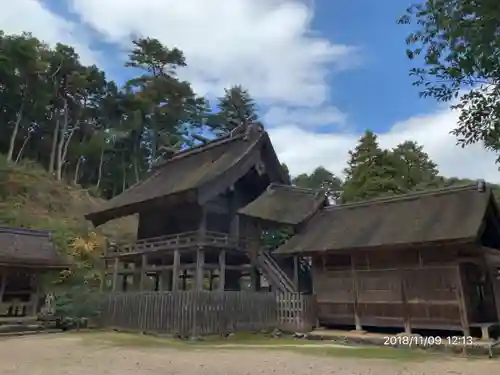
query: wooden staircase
[{"left": 256, "top": 250, "right": 297, "bottom": 293}]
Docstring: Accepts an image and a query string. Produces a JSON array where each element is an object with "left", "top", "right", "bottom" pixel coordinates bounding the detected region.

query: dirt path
[{"left": 0, "top": 334, "right": 499, "bottom": 375}]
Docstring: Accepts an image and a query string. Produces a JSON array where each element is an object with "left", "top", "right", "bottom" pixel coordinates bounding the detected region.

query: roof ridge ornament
[
  {"left": 244, "top": 122, "right": 264, "bottom": 141},
  {"left": 477, "top": 179, "right": 486, "bottom": 192}
]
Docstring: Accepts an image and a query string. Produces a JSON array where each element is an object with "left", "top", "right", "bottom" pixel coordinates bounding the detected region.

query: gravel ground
[{"left": 0, "top": 334, "right": 499, "bottom": 375}]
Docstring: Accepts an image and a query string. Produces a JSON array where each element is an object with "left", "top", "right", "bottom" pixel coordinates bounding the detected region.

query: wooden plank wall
[
  {"left": 98, "top": 291, "right": 315, "bottom": 336},
  {"left": 314, "top": 247, "right": 464, "bottom": 331}
]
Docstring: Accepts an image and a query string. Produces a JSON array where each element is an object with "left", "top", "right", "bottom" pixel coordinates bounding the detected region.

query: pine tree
[
  {"left": 341, "top": 131, "right": 403, "bottom": 203},
  {"left": 208, "top": 85, "right": 258, "bottom": 134},
  {"left": 392, "top": 141, "right": 439, "bottom": 191}
]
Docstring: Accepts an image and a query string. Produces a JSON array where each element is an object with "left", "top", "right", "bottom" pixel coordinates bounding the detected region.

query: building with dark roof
[
  {"left": 274, "top": 183, "right": 500, "bottom": 338},
  {"left": 0, "top": 226, "right": 66, "bottom": 320},
  {"left": 87, "top": 124, "right": 301, "bottom": 294}
]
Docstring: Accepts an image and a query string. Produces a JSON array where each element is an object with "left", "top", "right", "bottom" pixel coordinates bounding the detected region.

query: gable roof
[
  {"left": 85, "top": 126, "right": 288, "bottom": 226},
  {"left": 275, "top": 183, "right": 495, "bottom": 255},
  {"left": 0, "top": 226, "right": 66, "bottom": 267},
  {"left": 237, "top": 183, "right": 328, "bottom": 226}
]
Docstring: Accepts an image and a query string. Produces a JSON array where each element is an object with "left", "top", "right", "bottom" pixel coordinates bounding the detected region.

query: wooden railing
[
  {"left": 108, "top": 231, "right": 252, "bottom": 256},
  {"left": 0, "top": 302, "right": 35, "bottom": 317}
]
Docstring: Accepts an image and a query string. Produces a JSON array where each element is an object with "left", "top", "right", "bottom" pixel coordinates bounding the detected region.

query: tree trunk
[
  {"left": 133, "top": 141, "right": 140, "bottom": 182},
  {"left": 96, "top": 148, "right": 105, "bottom": 189},
  {"left": 56, "top": 99, "right": 69, "bottom": 181},
  {"left": 6, "top": 101, "right": 24, "bottom": 163},
  {"left": 61, "top": 124, "right": 78, "bottom": 168},
  {"left": 73, "top": 157, "right": 83, "bottom": 185},
  {"left": 49, "top": 109, "right": 60, "bottom": 174},
  {"left": 14, "top": 132, "right": 31, "bottom": 164}
]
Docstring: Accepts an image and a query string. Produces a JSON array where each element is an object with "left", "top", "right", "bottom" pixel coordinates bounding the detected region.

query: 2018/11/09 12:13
[{"left": 383, "top": 335, "right": 475, "bottom": 347}]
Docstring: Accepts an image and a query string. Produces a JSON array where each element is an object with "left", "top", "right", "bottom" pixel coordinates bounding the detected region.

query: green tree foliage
[
  {"left": 342, "top": 131, "right": 403, "bottom": 202},
  {"left": 392, "top": 140, "right": 439, "bottom": 191},
  {"left": 398, "top": 0, "right": 500, "bottom": 161},
  {"left": 208, "top": 85, "right": 259, "bottom": 134},
  {"left": 293, "top": 166, "right": 342, "bottom": 191},
  {"left": 0, "top": 31, "right": 227, "bottom": 199}
]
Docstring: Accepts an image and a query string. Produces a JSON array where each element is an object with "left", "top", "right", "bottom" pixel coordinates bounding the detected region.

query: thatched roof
[
  {"left": 86, "top": 125, "right": 288, "bottom": 226},
  {"left": 275, "top": 184, "right": 496, "bottom": 255},
  {"left": 237, "top": 184, "right": 328, "bottom": 226},
  {"left": 0, "top": 226, "right": 66, "bottom": 267}
]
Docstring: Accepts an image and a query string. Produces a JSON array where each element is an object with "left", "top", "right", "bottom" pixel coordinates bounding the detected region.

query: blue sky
[
  {"left": 313, "top": 0, "right": 432, "bottom": 133},
  {"left": 2, "top": 0, "right": 500, "bottom": 182}
]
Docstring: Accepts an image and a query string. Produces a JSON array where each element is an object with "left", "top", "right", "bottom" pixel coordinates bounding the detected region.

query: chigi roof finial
[{"left": 477, "top": 179, "right": 486, "bottom": 192}]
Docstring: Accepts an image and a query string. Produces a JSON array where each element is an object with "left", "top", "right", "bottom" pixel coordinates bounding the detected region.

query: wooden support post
[
  {"left": 172, "top": 250, "right": 180, "bottom": 291},
  {"left": 0, "top": 271, "right": 7, "bottom": 305},
  {"left": 218, "top": 250, "right": 226, "bottom": 292},
  {"left": 31, "top": 273, "right": 40, "bottom": 316},
  {"left": 195, "top": 249, "right": 205, "bottom": 291},
  {"left": 455, "top": 263, "right": 471, "bottom": 337},
  {"left": 139, "top": 254, "right": 148, "bottom": 291},
  {"left": 293, "top": 256, "right": 300, "bottom": 292},
  {"left": 249, "top": 266, "right": 259, "bottom": 291},
  {"left": 160, "top": 271, "right": 172, "bottom": 291},
  {"left": 400, "top": 268, "right": 411, "bottom": 334},
  {"left": 350, "top": 255, "right": 363, "bottom": 331},
  {"left": 99, "top": 260, "right": 106, "bottom": 292},
  {"left": 208, "top": 270, "right": 214, "bottom": 291},
  {"left": 486, "top": 264, "right": 500, "bottom": 323},
  {"left": 112, "top": 257, "right": 119, "bottom": 292}
]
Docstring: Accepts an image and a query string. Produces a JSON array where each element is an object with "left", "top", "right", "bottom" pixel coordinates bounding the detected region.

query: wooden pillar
[
  {"left": 112, "top": 257, "right": 119, "bottom": 292},
  {"left": 195, "top": 249, "right": 205, "bottom": 291},
  {"left": 400, "top": 267, "right": 411, "bottom": 334},
  {"left": 249, "top": 266, "right": 259, "bottom": 291},
  {"left": 486, "top": 264, "right": 500, "bottom": 322},
  {"left": 0, "top": 270, "right": 7, "bottom": 305},
  {"left": 455, "top": 263, "right": 471, "bottom": 337},
  {"left": 218, "top": 250, "right": 226, "bottom": 292},
  {"left": 293, "top": 256, "right": 300, "bottom": 292},
  {"left": 350, "top": 255, "right": 362, "bottom": 331},
  {"left": 139, "top": 254, "right": 148, "bottom": 291},
  {"left": 31, "top": 273, "right": 40, "bottom": 316},
  {"left": 160, "top": 271, "right": 172, "bottom": 291},
  {"left": 229, "top": 186, "right": 239, "bottom": 241},
  {"left": 99, "top": 260, "right": 106, "bottom": 292},
  {"left": 208, "top": 270, "right": 214, "bottom": 291},
  {"left": 172, "top": 250, "right": 180, "bottom": 291}
]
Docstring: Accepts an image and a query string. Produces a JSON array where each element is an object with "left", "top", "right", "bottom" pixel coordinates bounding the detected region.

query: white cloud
[
  {"left": 69, "top": 0, "right": 356, "bottom": 106},
  {"left": 0, "top": 0, "right": 97, "bottom": 65},
  {"left": 264, "top": 105, "right": 348, "bottom": 129},
  {"left": 269, "top": 106, "right": 500, "bottom": 183}
]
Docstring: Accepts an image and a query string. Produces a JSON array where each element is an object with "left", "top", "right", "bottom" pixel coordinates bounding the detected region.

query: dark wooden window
[{"left": 324, "top": 254, "right": 351, "bottom": 270}]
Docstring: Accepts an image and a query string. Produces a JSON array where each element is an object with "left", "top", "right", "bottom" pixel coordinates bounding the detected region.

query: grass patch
[{"left": 72, "top": 330, "right": 438, "bottom": 361}]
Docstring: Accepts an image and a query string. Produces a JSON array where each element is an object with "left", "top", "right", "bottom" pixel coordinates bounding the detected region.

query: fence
[{"left": 98, "top": 291, "right": 315, "bottom": 336}]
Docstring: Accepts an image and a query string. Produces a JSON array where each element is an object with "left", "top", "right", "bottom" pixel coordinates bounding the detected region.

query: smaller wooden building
[
  {"left": 275, "top": 183, "right": 500, "bottom": 337},
  {"left": 0, "top": 226, "right": 66, "bottom": 320}
]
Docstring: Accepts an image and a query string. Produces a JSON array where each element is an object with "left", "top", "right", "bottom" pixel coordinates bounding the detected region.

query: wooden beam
[
  {"left": 112, "top": 258, "right": 119, "bottom": 292},
  {"left": 195, "top": 249, "right": 205, "bottom": 291},
  {"left": 350, "top": 255, "right": 362, "bottom": 331},
  {"left": 139, "top": 254, "right": 148, "bottom": 291},
  {"left": 218, "top": 250, "right": 226, "bottom": 292},
  {"left": 31, "top": 273, "right": 40, "bottom": 316},
  {"left": 454, "top": 263, "right": 471, "bottom": 336},
  {"left": 399, "top": 268, "right": 411, "bottom": 334},
  {"left": 293, "top": 256, "right": 299, "bottom": 291},
  {"left": 172, "top": 250, "right": 180, "bottom": 291},
  {"left": 0, "top": 271, "right": 7, "bottom": 305}
]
